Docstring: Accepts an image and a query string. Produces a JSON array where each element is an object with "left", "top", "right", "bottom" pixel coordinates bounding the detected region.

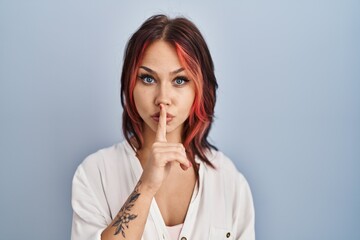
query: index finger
[{"left": 155, "top": 104, "right": 167, "bottom": 142}]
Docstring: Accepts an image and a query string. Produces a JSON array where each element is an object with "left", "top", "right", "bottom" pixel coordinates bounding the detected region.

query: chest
[
  {"left": 141, "top": 171, "right": 237, "bottom": 240},
  {"left": 154, "top": 171, "right": 197, "bottom": 226}
]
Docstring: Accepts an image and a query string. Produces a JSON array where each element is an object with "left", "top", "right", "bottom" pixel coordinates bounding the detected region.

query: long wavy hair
[{"left": 120, "top": 14, "right": 218, "bottom": 175}]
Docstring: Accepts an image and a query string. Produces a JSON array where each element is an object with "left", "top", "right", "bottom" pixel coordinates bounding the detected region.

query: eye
[
  {"left": 173, "top": 77, "right": 190, "bottom": 86},
  {"left": 138, "top": 74, "right": 155, "bottom": 84}
]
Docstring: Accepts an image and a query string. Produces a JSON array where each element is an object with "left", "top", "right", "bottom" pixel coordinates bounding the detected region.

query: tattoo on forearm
[{"left": 112, "top": 180, "right": 142, "bottom": 237}]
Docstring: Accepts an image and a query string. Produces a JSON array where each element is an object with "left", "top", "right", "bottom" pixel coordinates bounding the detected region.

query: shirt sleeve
[
  {"left": 71, "top": 163, "right": 108, "bottom": 240},
  {"left": 234, "top": 173, "right": 256, "bottom": 240}
]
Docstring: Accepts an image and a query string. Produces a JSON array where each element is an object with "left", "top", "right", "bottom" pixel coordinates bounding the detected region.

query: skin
[
  {"left": 133, "top": 40, "right": 195, "bottom": 190},
  {"left": 133, "top": 40, "right": 196, "bottom": 146},
  {"left": 101, "top": 40, "right": 195, "bottom": 239}
]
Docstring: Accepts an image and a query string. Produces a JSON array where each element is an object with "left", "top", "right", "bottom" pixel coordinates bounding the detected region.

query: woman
[{"left": 71, "top": 14, "right": 255, "bottom": 240}]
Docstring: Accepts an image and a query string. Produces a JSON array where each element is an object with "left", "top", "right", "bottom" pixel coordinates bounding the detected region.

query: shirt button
[
  {"left": 226, "top": 232, "right": 231, "bottom": 238},
  {"left": 181, "top": 237, "right": 187, "bottom": 240}
]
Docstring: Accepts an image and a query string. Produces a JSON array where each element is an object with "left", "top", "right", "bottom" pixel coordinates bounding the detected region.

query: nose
[{"left": 154, "top": 83, "right": 171, "bottom": 106}]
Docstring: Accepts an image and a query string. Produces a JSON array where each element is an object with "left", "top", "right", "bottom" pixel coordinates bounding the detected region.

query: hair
[{"left": 120, "top": 14, "right": 218, "bottom": 176}]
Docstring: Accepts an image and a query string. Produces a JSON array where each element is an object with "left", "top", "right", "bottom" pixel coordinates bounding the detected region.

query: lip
[
  {"left": 151, "top": 116, "right": 174, "bottom": 123},
  {"left": 151, "top": 112, "right": 175, "bottom": 123},
  {"left": 151, "top": 112, "right": 175, "bottom": 118}
]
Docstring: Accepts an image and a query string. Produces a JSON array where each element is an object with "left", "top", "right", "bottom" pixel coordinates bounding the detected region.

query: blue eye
[
  {"left": 138, "top": 74, "right": 155, "bottom": 84},
  {"left": 174, "top": 77, "right": 189, "bottom": 86}
]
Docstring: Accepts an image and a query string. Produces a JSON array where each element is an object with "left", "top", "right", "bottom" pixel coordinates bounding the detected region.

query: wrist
[{"left": 137, "top": 179, "right": 157, "bottom": 199}]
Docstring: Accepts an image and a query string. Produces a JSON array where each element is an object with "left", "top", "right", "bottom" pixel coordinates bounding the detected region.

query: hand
[{"left": 140, "top": 104, "right": 192, "bottom": 195}]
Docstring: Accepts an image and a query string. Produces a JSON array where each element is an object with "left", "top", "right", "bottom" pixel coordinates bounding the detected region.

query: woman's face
[{"left": 133, "top": 40, "right": 195, "bottom": 139}]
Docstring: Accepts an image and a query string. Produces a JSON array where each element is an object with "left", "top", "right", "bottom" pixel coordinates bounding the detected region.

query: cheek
[
  {"left": 178, "top": 89, "right": 195, "bottom": 114},
  {"left": 133, "top": 87, "right": 140, "bottom": 106},
  {"left": 133, "top": 86, "right": 144, "bottom": 111},
  {"left": 186, "top": 88, "right": 196, "bottom": 107},
  {"left": 133, "top": 85, "right": 152, "bottom": 112}
]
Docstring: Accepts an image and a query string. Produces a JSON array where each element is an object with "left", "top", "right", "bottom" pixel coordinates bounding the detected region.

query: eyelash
[{"left": 137, "top": 74, "right": 190, "bottom": 86}]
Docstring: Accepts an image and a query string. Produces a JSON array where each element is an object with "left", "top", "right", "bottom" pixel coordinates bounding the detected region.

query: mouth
[{"left": 151, "top": 112, "right": 175, "bottom": 123}]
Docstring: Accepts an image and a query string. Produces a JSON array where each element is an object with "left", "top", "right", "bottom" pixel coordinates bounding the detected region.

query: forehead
[{"left": 140, "top": 40, "right": 182, "bottom": 71}]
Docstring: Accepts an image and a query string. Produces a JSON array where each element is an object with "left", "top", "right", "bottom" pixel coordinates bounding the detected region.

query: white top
[
  {"left": 71, "top": 140, "right": 255, "bottom": 240},
  {"left": 166, "top": 223, "right": 183, "bottom": 240}
]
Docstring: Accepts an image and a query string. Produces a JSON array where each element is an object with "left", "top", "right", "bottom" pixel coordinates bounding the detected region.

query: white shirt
[{"left": 71, "top": 140, "right": 255, "bottom": 240}]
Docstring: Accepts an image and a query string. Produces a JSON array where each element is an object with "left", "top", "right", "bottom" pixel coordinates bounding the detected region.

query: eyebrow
[{"left": 139, "top": 66, "right": 185, "bottom": 75}]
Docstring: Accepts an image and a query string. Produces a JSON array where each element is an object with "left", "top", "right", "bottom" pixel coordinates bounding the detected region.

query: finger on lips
[
  {"left": 153, "top": 104, "right": 192, "bottom": 170},
  {"left": 155, "top": 104, "right": 167, "bottom": 142}
]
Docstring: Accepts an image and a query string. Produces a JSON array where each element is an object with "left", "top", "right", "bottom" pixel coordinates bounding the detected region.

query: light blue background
[{"left": 1, "top": 0, "right": 359, "bottom": 239}]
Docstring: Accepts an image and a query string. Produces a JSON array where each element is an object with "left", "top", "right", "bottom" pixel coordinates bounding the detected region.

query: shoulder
[
  {"left": 74, "top": 141, "right": 131, "bottom": 177},
  {"left": 204, "top": 148, "right": 249, "bottom": 185},
  {"left": 205, "top": 149, "right": 242, "bottom": 175},
  {"left": 206, "top": 149, "right": 254, "bottom": 205}
]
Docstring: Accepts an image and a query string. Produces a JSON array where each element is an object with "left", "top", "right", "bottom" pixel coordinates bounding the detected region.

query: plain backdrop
[{"left": 0, "top": 0, "right": 359, "bottom": 239}]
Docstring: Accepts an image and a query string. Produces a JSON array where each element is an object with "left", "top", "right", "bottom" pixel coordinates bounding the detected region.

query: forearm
[{"left": 101, "top": 180, "right": 154, "bottom": 240}]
